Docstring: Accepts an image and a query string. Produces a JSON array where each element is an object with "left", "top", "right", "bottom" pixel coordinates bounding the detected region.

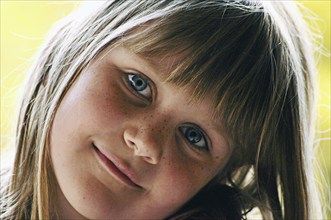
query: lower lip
[{"left": 93, "top": 145, "right": 141, "bottom": 189}]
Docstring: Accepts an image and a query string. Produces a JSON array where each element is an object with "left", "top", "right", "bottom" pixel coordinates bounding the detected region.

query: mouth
[{"left": 93, "top": 144, "right": 142, "bottom": 190}]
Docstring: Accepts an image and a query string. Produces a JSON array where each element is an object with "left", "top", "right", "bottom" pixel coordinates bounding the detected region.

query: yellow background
[{"left": 1, "top": 1, "right": 330, "bottom": 218}]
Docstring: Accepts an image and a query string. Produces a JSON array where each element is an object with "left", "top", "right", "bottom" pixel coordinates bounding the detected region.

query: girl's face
[{"left": 50, "top": 46, "right": 232, "bottom": 219}]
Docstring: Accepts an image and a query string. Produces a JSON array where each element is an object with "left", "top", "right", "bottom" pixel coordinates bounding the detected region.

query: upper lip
[{"left": 93, "top": 144, "right": 142, "bottom": 189}]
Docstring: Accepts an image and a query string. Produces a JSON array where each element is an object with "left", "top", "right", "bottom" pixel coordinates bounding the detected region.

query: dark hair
[{"left": 168, "top": 185, "right": 243, "bottom": 220}]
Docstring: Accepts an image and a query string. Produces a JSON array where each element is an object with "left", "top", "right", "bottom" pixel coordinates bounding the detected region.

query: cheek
[
  {"left": 53, "top": 72, "right": 128, "bottom": 137},
  {"left": 84, "top": 75, "right": 132, "bottom": 131},
  {"left": 151, "top": 160, "right": 217, "bottom": 210},
  {"left": 50, "top": 71, "right": 129, "bottom": 174}
]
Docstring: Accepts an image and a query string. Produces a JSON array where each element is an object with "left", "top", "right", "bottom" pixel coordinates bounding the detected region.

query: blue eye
[
  {"left": 128, "top": 73, "right": 152, "bottom": 100},
  {"left": 180, "top": 126, "right": 208, "bottom": 151}
]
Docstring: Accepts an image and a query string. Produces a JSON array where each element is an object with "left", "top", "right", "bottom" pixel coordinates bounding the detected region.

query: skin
[{"left": 50, "top": 46, "right": 232, "bottom": 219}]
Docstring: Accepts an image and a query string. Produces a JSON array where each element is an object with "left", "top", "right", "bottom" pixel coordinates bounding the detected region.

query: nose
[{"left": 123, "top": 126, "right": 165, "bottom": 165}]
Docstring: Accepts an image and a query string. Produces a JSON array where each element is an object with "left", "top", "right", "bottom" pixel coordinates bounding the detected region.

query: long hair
[{"left": 1, "top": 1, "right": 321, "bottom": 219}]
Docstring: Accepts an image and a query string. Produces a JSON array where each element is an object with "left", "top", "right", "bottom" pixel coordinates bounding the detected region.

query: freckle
[{"left": 83, "top": 197, "right": 86, "bottom": 200}]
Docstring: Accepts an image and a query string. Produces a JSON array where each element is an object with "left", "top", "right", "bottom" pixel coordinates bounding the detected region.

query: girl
[{"left": 0, "top": 0, "right": 323, "bottom": 219}]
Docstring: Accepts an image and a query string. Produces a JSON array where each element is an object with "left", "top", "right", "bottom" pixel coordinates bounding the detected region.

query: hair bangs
[{"left": 121, "top": 2, "right": 273, "bottom": 129}]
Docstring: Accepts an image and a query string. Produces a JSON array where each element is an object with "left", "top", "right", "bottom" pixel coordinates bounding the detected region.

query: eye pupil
[
  {"left": 136, "top": 79, "right": 143, "bottom": 86},
  {"left": 185, "top": 128, "right": 202, "bottom": 143},
  {"left": 131, "top": 75, "right": 147, "bottom": 91}
]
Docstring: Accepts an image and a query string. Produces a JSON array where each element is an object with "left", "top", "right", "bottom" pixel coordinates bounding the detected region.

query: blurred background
[{"left": 1, "top": 1, "right": 330, "bottom": 218}]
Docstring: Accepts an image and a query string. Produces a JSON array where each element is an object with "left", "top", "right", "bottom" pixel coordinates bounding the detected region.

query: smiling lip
[{"left": 93, "top": 144, "right": 142, "bottom": 189}]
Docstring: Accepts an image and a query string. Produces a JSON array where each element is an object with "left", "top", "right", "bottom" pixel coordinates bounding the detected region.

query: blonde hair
[{"left": 1, "top": 1, "right": 322, "bottom": 219}]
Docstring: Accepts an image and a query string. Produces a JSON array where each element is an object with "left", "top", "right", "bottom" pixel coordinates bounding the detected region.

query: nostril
[
  {"left": 123, "top": 130, "right": 137, "bottom": 150},
  {"left": 129, "top": 140, "right": 136, "bottom": 148},
  {"left": 143, "top": 156, "right": 153, "bottom": 163},
  {"left": 125, "top": 139, "right": 136, "bottom": 150}
]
